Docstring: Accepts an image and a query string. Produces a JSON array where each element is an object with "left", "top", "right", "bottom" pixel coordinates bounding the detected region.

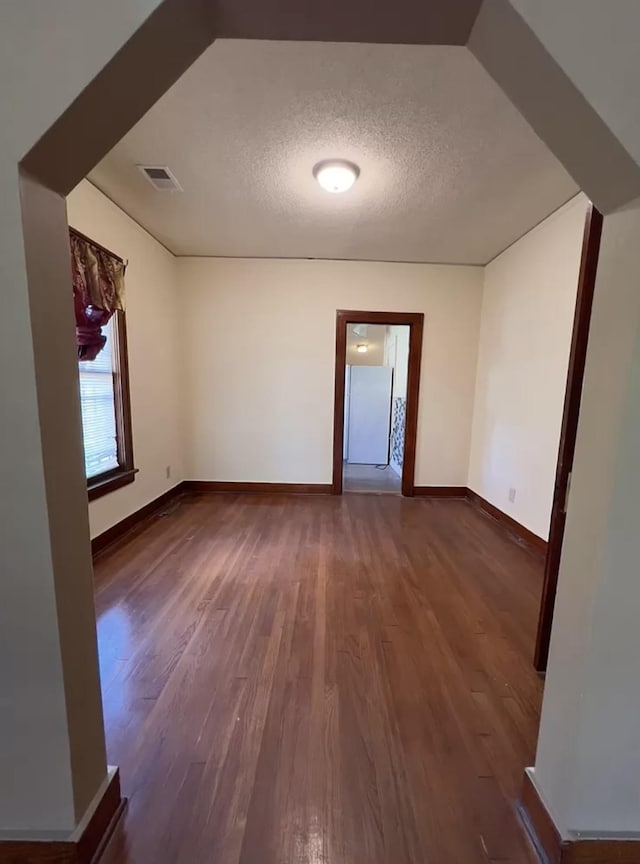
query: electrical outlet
[
  {"left": 165, "top": 465, "right": 171, "bottom": 479},
  {"left": 508, "top": 487, "right": 516, "bottom": 503}
]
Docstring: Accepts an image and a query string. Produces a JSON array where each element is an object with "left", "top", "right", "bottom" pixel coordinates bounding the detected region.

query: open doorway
[
  {"left": 333, "top": 310, "right": 424, "bottom": 496},
  {"left": 342, "top": 323, "right": 409, "bottom": 493}
]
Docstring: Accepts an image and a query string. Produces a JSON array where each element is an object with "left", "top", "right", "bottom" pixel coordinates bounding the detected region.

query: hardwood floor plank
[{"left": 95, "top": 494, "right": 543, "bottom": 864}]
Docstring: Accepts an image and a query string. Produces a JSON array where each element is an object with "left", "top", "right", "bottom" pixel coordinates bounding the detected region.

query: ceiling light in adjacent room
[
  {"left": 356, "top": 344, "right": 368, "bottom": 353},
  {"left": 313, "top": 160, "right": 360, "bottom": 193}
]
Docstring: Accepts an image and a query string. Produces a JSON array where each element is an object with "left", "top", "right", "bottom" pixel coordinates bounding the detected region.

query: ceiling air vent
[{"left": 138, "top": 165, "right": 182, "bottom": 192}]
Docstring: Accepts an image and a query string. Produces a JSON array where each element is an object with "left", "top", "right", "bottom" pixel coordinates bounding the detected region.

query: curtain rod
[{"left": 69, "top": 225, "right": 125, "bottom": 266}]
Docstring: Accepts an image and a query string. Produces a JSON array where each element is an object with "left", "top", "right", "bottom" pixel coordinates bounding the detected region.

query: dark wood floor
[{"left": 95, "top": 493, "right": 543, "bottom": 864}]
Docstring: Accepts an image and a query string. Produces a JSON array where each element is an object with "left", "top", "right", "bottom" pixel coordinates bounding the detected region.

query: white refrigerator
[{"left": 344, "top": 365, "right": 393, "bottom": 464}]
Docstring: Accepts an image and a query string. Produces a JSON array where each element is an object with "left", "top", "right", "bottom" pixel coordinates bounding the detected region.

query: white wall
[
  {"left": 385, "top": 324, "right": 410, "bottom": 476},
  {"left": 468, "top": 195, "right": 587, "bottom": 539},
  {"left": 66, "top": 181, "right": 183, "bottom": 537},
  {"left": 179, "top": 258, "right": 483, "bottom": 486},
  {"left": 385, "top": 325, "right": 410, "bottom": 400}
]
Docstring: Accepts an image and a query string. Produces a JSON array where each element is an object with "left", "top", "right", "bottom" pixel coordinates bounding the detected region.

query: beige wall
[
  {"left": 66, "top": 181, "right": 183, "bottom": 537},
  {"left": 179, "top": 258, "right": 483, "bottom": 486},
  {"left": 0, "top": 0, "right": 169, "bottom": 838},
  {"left": 468, "top": 195, "right": 587, "bottom": 539},
  {"left": 68, "top": 183, "right": 587, "bottom": 534},
  {"left": 533, "top": 200, "right": 640, "bottom": 837}
]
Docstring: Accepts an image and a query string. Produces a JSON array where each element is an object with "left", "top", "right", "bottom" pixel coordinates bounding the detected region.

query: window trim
[{"left": 86, "top": 310, "right": 137, "bottom": 501}]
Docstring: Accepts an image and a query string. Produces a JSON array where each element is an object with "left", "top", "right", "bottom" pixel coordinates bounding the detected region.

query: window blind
[{"left": 79, "top": 317, "right": 119, "bottom": 478}]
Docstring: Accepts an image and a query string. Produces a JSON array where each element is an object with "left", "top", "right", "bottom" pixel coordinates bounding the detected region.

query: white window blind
[{"left": 79, "top": 317, "right": 119, "bottom": 478}]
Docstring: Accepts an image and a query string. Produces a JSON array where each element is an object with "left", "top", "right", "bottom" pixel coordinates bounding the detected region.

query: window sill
[{"left": 87, "top": 468, "right": 138, "bottom": 502}]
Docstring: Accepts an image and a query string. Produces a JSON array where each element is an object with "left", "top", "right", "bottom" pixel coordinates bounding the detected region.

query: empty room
[
  {"left": 5, "top": 6, "right": 640, "bottom": 864},
  {"left": 71, "top": 40, "right": 586, "bottom": 863}
]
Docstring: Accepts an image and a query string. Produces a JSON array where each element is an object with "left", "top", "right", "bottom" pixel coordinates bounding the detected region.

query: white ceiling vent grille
[{"left": 138, "top": 165, "right": 182, "bottom": 192}]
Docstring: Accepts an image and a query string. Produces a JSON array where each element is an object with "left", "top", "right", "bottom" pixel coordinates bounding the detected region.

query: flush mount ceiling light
[
  {"left": 356, "top": 344, "right": 368, "bottom": 353},
  {"left": 313, "top": 159, "right": 360, "bottom": 194}
]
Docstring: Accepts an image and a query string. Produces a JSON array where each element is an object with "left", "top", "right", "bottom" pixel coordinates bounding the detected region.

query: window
[{"left": 79, "top": 311, "right": 135, "bottom": 500}]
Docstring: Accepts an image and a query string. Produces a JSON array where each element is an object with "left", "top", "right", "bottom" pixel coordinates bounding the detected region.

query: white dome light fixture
[
  {"left": 356, "top": 344, "right": 368, "bottom": 353},
  {"left": 313, "top": 159, "right": 360, "bottom": 194}
]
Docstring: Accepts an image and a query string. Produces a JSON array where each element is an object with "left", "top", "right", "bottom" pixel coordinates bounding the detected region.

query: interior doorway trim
[
  {"left": 534, "top": 203, "right": 604, "bottom": 672},
  {"left": 333, "top": 310, "right": 424, "bottom": 496}
]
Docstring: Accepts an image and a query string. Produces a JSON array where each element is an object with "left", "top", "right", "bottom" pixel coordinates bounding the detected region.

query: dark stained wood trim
[
  {"left": 83, "top": 309, "right": 136, "bottom": 504},
  {"left": 518, "top": 770, "right": 563, "bottom": 864},
  {"left": 75, "top": 770, "right": 124, "bottom": 864},
  {"left": 332, "top": 314, "right": 348, "bottom": 496},
  {"left": 466, "top": 488, "right": 548, "bottom": 556},
  {"left": 334, "top": 310, "right": 427, "bottom": 327},
  {"left": 535, "top": 205, "right": 604, "bottom": 672},
  {"left": 182, "top": 481, "right": 332, "bottom": 495},
  {"left": 91, "top": 483, "right": 185, "bottom": 558},
  {"left": 414, "top": 486, "right": 468, "bottom": 497},
  {"left": 332, "top": 310, "right": 424, "bottom": 497},
  {"left": 88, "top": 468, "right": 138, "bottom": 502},
  {"left": 0, "top": 769, "right": 123, "bottom": 864},
  {"left": 563, "top": 840, "right": 640, "bottom": 863},
  {"left": 518, "top": 770, "right": 640, "bottom": 864},
  {"left": 112, "top": 310, "right": 135, "bottom": 477},
  {"left": 403, "top": 314, "right": 424, "bottom": 498}
]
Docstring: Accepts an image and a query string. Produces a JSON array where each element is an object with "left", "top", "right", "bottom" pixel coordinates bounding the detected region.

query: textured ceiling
[{"left": 88, "top": 40, "right": 578, "bottom": 264}]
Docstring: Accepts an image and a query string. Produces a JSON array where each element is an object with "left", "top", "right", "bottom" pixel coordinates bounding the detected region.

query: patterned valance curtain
[{"left": 70, "top": 229, "right": 125, "bottom": 361}]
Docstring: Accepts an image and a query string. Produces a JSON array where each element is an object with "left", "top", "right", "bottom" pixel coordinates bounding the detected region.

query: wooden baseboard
[
  {"left": 466, "top": 488, "right": 547, "bottom": 556},
  {"left": 519, "top": 770, "right": 563, "bottom": 864},
  {"left": 91, "top": 480, "right": 332, "bottom": 559},
  {"left": 0, "top": 768, "right": 123, "bottom": 864},
  {"left": 414, "top": 487, "right": 548, "bottom": 556},
  {"left": 182, "top": 481, "right": 332, "bottom": 495},
  {"left": 91, "top": 483, "right": 185, "bottom": 558},
  {"left": 519, "top": 770, "right": 640, "bottom": 863},
  {"left": 90, "top": 482, "right": 546, "bottom": 564},
  {"left": 414, "top": 486, "right": 467, "bottom": 497}
]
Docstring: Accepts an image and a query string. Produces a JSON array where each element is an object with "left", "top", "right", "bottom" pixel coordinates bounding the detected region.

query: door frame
[
  {"left": 534, "top": 204, "right": 604, "bottom": 672},
  {"left": 332, "top": 310, "right": 424, "bottom": 496}
]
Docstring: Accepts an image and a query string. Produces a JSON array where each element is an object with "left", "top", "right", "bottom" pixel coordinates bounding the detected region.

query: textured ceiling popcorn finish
[{"left": 89, "top": 40, "right": 578, "bottom": 264}]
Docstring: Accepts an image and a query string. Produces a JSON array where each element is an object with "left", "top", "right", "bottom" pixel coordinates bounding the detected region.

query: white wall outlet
[
  {"left": 508, "top": 487, "right": 516, "bottom": 503},
  {"left": 165, "top": 465, "right": 171, "bottom": 479}
]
